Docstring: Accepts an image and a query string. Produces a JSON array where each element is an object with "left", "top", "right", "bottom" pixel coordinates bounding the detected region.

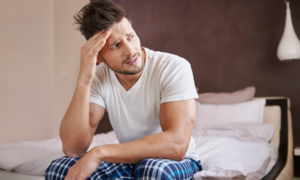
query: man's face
[{"left": 97, "top": 18, "right": 143, "bottom": 75}]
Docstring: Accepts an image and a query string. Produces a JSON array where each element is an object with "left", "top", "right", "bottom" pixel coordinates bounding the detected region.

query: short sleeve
[
  {"left": 160, "top": 59, "right": 198, "bottom": 104},
  {"left": 90, "top": 66, "right": 106, "bottom": 108}
]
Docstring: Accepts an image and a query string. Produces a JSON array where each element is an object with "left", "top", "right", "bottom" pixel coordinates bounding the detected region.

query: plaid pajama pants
[{"left": 45, "top": 155, "right": 202, "bottom": 180}]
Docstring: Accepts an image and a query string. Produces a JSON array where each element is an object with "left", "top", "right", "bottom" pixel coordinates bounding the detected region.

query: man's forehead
[
  {"left": 111, "top": 28, "right": 130, "bottom": 37},
  {"left": 110, "top": 18, "right": 133, "bottom": 37}
]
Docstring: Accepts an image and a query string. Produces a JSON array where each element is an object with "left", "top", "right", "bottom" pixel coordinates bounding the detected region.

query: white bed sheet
[
  {"left": 0, "top": 143, "right": 278, "bottom": 180},
  {"left": 0, "top": 124, "right": 277, "bottom": 179}
]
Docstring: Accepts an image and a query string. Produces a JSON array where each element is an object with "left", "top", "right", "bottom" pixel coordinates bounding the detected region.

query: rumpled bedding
[
  {"left": 0, "top": 123, "right": 276, "bottom": 180},
  {"left": 0, "top": 131, "right": 118, "bottom": 175}
]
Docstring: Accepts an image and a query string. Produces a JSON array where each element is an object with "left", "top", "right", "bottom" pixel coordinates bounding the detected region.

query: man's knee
[
  {"left": 134, "top": 158, "right": 176, "bottom": 180},
  {"left": 45, "top": 156, "right": 81, "bottom": 180}
]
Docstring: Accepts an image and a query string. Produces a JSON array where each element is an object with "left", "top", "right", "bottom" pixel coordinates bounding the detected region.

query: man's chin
[
  {"left": 121, "top": 65, "right": 143, "bottom": 75},
  {"left": 108, "top": 64, "right": 142, "bottom": 76}
]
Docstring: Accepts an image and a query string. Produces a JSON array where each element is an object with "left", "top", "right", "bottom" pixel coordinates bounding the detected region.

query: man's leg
[
  {"left": 45, "top": 155, "right": 136, "bottom": 180},
  {"left": 134, "top": 158, "right": 202, "bottom": 180}
]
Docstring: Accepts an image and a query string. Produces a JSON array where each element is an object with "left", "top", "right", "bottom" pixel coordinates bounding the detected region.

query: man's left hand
[{"left": 65, "top": 148, "right": 101, "bottom": 180}]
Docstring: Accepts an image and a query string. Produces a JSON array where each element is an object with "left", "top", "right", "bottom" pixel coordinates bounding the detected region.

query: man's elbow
[
  {"left": 170, "top": 143, "right": 188, "bottom": 161},
  {"left": 62, "top": 144, "right": 85, "bottom": 158},
  {"left": 174, "top": 152, "right": 186, "bottom": 161},
  {"left": 171, "top": 148, "right": 186, "bottom": 161}
]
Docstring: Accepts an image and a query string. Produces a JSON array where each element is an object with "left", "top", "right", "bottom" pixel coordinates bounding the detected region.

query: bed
[{"left": 0, "top": 96, "right": 293, "bottom": 180}]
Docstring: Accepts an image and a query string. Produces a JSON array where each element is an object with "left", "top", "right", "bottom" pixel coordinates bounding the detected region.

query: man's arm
[
  {"left": 60, "top": 30, "right": 111, "bottom": 157},
  {"left": 60, "top": 92, "right": 105, "bottom": 157},
  {"left": 93, "top": 99, "right": 196, "bottom": 163}
]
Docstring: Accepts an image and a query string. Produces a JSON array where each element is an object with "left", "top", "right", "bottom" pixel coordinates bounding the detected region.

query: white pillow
[
  {"left": 197, "top": 86, "right": 256, "bottom": 104},
  {"left": 192, "top": 122, "right": 275, "bottom": 142},
  {"left": 192, "top": 123, "right": 273, "bottom": 179},
  {"left": 193, "top": 99, "right": 266, "bottom": 130},
  {"left": 193, "top": 136, "right": 271, "bottom": 179}
]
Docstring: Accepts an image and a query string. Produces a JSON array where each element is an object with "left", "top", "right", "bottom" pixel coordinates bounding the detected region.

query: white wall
[
  {"left": 0, "top": 0, "right": 54, "bottom": 143},
  {"left": 53, "top": 0, "right": 88, "bottom": 137},
  {"left": 0, "top": 0, "right": 88, "bottom": 143}
]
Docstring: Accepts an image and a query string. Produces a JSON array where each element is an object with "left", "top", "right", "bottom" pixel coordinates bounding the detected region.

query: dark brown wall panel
[{"left": 96, "top": 0, "right": 300, "bottom": 173}]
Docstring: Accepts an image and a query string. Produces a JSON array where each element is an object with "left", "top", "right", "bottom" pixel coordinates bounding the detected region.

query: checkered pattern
[{"left": 45, "top": 155, "right": 202, "bottom": 180}]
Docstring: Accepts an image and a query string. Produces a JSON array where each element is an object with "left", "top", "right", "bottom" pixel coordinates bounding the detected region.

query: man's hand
[
  {"left": 65, "top": 148, "right": 101, "bottom": 180},
  {"left": 60, "top": 30, "right": 109, "bottom": 157},
  {"left": 78, "top": 29, "right": 111, "bottom": 85}
]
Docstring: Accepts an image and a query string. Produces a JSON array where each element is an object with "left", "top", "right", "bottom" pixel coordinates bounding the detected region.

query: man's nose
[{"left": 123, "top": 40, "right": 135, "bottom": 57}]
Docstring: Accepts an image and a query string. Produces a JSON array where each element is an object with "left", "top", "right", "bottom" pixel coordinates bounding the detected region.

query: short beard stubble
[{"left": 100, "top": 50, "right": 144, "bottom": 75}]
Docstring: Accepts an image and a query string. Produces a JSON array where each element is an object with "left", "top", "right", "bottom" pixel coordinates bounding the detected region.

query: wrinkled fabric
[{"left": 45, "top": 156, "right": 202, "bottom": 180}]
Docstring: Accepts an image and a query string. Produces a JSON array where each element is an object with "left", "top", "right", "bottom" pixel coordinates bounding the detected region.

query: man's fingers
[
  {"left": 84, "top": 29, "right": 109, "bottom": 48},
  {"left": 81, "top": 30, "right": 110, "bottom": 58},
  {"left": 92, "top": 39, "right": 106, "bottom": 55},
  {"left": 89, "top": 29, "right": 110, "bottom": 49},
  {"left": 99, "top": 29, "right": 111, "bottom": 40},
  {"left": 89, "top": 30, "right": 104, "bottom": 41},
  {"left": 92, "top": 29, "right": 111, "bottom": 43},
  {"left": 88, "top": 30, "right": 111, "bottom": 54},
  {"left": 93, "top": 30, "right": 111, "bottom": 47},
  {"left": 81, "top": 31, "right": 103, "bottom": 52},
  {"left": 86, "top": 30, "right": 111, "bottom": 52}
]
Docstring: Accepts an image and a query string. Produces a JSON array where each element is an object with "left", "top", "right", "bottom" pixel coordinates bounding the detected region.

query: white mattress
[
  {"left": 0, "top": 124, "right": 278, "bottom": 180},
  {"left": 0, "top": 143, "right": 278, "bottom": 180}
]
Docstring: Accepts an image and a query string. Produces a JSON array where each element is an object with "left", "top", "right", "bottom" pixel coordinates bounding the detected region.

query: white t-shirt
[{"left": 90, "top": 47, "right": 199, "bottom": 160}]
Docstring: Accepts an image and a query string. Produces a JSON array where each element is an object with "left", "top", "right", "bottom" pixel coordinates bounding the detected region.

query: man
[{"left": 45, "top": 0, "right": 202, "bottom": 179}]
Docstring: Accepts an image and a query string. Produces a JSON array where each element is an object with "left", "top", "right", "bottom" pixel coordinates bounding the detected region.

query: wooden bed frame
[{"left": 262, "top": 98, "right": 289, "bottom": 180}]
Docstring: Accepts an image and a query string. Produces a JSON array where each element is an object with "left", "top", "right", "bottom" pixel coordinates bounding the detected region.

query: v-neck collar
[{"left": 109, "top": 47, "right": 148, "bottom": 95}]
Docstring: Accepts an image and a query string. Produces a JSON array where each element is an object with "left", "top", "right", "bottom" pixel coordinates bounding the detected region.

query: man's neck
[{"left": 114, "top": 48, "right": 146, "bottom": 91}]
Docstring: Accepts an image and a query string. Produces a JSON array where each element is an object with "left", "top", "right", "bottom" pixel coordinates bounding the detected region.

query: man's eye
[
  {"left": 112, "top": 44, "right": 119, "bottom": 49},
  {"left": 129, "top": 35, "right": 134, "bottom": 39}
]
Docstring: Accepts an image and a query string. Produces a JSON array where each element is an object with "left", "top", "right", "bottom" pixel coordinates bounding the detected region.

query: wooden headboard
[{"left": 262, "top": 98, "right": 289, "bottom": 180}]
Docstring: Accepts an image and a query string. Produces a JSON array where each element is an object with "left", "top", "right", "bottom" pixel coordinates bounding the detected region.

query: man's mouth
[{"left": 125, "top": 56, "right": 138, "bottom": 65}]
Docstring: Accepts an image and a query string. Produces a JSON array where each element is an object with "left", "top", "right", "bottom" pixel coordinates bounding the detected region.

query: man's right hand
[{"left": 78, "top": 29, "right": 111, "bottom": 85}]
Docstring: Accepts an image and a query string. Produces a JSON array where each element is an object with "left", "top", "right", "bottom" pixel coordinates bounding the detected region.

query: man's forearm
[
  {"left": 60, "top": 82, "right": 92, "bottom": 156},
  {"left": 93, "top": 131, "right": 189, "bottom": 164}
]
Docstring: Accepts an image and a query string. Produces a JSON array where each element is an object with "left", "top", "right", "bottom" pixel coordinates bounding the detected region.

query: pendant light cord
[{"left": 285, "top": 0, "right": 289, "bottom": 6}]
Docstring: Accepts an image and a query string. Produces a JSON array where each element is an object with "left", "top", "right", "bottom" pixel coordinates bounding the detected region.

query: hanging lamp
[{"left": 277, "top": 0, "right": 300, "bottom": 61}]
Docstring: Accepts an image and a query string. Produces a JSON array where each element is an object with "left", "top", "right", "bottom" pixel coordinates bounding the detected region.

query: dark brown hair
[{"left": 74, "top": 0, "right": 131, "bottom": 40}]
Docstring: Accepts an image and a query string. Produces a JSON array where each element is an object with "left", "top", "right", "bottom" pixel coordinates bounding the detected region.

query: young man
[{"left": 45, "top": 0, "right": 202, "bottom": 179}]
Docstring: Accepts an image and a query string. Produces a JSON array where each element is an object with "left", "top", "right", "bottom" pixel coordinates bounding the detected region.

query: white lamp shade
[{"left": 277, "top": 2, "right": 300, "bottom": 61}]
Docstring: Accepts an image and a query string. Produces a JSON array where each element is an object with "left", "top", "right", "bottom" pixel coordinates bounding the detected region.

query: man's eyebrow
[
  {"left": 108, "top": 39, "right": 119, "bottom": 48},
  {"left": 108, "top": 32, "right": 135, "bottom": 48}
]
